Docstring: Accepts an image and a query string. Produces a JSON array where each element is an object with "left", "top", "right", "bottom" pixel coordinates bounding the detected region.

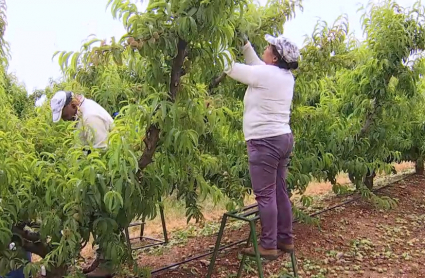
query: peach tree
[
  {"left": 1, "top": 0, "right": 303, "bottom": 277},
  {"left": 291, "top": 0, "right": 425, "bottom": 204}
]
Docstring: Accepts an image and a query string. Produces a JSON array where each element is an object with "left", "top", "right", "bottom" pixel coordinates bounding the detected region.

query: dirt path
[{"left": 131, "top": 172, "right": 425, "bottom": 278}]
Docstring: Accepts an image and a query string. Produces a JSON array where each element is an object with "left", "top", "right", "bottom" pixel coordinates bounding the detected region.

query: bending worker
[
  {"left": 50, "top": 90, "right": 114, "bottom": 278},
  {"left": 223, "top": 34, "right": 300, "bottom": 260}
]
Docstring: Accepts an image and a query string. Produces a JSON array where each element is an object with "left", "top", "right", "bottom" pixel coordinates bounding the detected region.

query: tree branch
[
  {"left": 359, "top": 98, "right": 379, "bottom": 137},
  {"left": 169, "top": 39, "right": 188, "bottom": 101},
  {"left": 360, "top": 113, "right": 374, "bottom": 136},
  {"left": 12, "top": 226, "right": 50, "bottom": 258},
  {"left": 12, "top": 226, "right": 40, "bottom": 242},
  {"left": 138, "top": 125, "right": 160, "bottom": 170},
  {"left": 137, "top": 38, "right": 188, "bottom": 171},
  {"left": 209, "top": 72, "right": 227, "bottom": 91}
]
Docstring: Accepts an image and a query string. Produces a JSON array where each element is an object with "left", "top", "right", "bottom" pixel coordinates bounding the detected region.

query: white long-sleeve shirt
[
  {"left": 224, "top": 42, "right": 294, "bottom": 141},
  {"left": 76, "top": 98, "right": 114, "bottom": 149}
]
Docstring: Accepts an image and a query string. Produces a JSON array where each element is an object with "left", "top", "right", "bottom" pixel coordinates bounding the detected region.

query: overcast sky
[{"left": 4, "top": 0, "right": 417, "bottom": 94}]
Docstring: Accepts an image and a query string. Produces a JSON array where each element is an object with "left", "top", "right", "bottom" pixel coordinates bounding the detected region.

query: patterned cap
[{"left": 265, "top": 34, "right": 300, "bottom": 63}]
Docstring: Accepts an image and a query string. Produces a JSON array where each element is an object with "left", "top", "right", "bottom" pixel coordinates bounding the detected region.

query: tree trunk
[
  {"left": 348, "top": 172, "right": 356, "bottom": 185},
  {"left": 363, "top": 170, "right": 376, "bottom": 190},
  {"left": 349, "top": 173, "right": 363, "bottom": 190},
  {"left": 45, "top": 265, "right": 68, "bottom": 278},
  {"left": 415, "top": 158, "right": 424, "bottom": 175}
]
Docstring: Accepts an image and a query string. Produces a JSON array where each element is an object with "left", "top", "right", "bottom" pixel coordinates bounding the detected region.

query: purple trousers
[{"left": 247, "top": 133, "right": 294, "bottom": 249}]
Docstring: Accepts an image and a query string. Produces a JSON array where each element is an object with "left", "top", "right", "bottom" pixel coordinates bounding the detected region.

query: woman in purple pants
[{"left": 223, "top": 34, "right": 299, "bottom": 260}]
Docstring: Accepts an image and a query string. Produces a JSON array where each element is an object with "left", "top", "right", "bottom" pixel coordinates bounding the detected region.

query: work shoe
[
  {"left": 241, "top": 245, "right": 281, "bottom": 260},
  {"left": 85, "top": 265, "right": 114, "bottom": 278},
  {"left": 277, "top": 242, "right": 294, "bottom": 253}
]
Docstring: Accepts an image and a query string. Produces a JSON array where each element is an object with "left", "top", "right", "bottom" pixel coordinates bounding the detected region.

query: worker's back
[{"left": 76, "top": 98, "right": 114, "bottom": 149}]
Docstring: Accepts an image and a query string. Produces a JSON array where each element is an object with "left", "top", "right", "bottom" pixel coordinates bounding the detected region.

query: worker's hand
[
  {"left": 236, "top": 30, "right": 248, "bottom": 43},
  {"left": 236, "top": 30, "right": 249, "bottom": 48},
  {"left": 241, "top": 34, "right": 249, "bottom": 45}
]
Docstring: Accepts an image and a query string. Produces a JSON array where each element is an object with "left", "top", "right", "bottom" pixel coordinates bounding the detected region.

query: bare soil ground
[{"left": 122, "top": 165, "right": 425, "bottom": 278}]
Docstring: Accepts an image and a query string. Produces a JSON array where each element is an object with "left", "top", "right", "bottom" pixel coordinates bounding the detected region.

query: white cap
[
  {"left": 265, "top": 34, "right": 300, "bottom": 63},
  {"left": 50, "top": 90, "right": 71, "bottom": 123}
]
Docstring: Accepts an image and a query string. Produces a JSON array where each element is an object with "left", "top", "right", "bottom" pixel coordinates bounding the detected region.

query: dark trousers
[{"left": 247, "top": 133, "right": 294, "bottom": 249}]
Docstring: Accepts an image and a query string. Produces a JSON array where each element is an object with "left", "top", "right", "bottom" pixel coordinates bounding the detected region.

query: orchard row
[{"left": 1, "top": 0, "right": 424, "bottom": 277}]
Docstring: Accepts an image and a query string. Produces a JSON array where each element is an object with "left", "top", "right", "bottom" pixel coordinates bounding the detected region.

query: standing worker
[
  {"left": 50, "top": 90, "right": 114, "bottom": 277},
  {"left": 222, "top": 34, "right": 300, "bottom": 260}
]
